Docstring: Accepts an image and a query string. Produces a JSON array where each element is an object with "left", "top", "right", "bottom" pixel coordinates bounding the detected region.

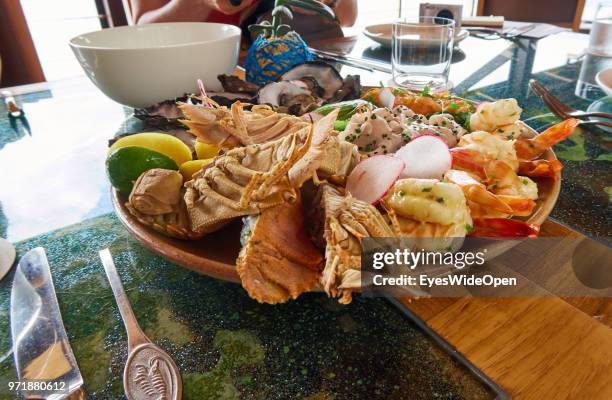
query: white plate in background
[{"left": 363, "top": 24, "right": 469, "bottom": 48}]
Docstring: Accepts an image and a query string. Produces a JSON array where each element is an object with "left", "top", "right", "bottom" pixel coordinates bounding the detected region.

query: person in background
[{"left": 132, "top": 0, "right": 357, "bottom": 28}]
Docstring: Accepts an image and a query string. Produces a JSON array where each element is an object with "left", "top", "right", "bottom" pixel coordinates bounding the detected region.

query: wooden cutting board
[{"left": 400, "top": 221, "right": 612, "bottom": 400}]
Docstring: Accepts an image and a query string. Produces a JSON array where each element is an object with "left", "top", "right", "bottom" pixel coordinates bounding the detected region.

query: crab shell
[
  {"left": 312, "top": 184, "right": 395, "bottom": 304},
  {"left": 179, "top": 100, "right": 309, "bottom": 148},
  {"left": 236, "top": 196, "right": 323, "bottom": 304},
  {"left": 185, "top": 127, "right": 311, "bottom": 235},
  {"left": 126, "top": 169, "right": 202, "bottom": 240}
]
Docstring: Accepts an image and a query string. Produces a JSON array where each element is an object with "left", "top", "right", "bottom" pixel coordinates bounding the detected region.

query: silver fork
[{"left": 529, "top": 80, "right": 612, "bottom": 127}]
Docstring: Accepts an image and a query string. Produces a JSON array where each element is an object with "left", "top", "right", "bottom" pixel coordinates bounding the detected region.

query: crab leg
[
  {"left": 468, "top": 218, "right": 540, "bottom": 238},
  {"left": 514, "top": 118, "right": 580, "bottom": 160}
]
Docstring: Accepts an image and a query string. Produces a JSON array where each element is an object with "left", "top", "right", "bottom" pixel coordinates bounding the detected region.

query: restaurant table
[{"left": 0, "top": 30, "right": 611, "bottom": 399}]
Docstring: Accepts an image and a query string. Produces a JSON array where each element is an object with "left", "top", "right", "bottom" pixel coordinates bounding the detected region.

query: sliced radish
[
  {"left": 378, "top": 88, "right": 396, "bottom": 109},
  {"left": 394, "top": 134, "right": 452, "bottom": 179},
  {"left": 346, "top": 155, "right": 404, "bottom": 204}
]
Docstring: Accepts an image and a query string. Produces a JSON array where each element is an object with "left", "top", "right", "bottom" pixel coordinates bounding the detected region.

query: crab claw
[
  {"left": 514, "top": 118, "right": 580, "bottom": 160},
  {"left": 469, "top": 218, "right": 540, "bottom": 238},
  {"left": 518, "top": 159, "right": 563, "bottom": 179}
]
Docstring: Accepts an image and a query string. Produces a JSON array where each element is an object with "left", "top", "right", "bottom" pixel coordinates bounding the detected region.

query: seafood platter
[{"left": 106, "top": 61, "right": 579, "bottom": 305}]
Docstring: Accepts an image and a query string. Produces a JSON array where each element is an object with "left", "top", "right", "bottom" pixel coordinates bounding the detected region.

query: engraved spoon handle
[{"left": 99, "top": 248, "right": 149, "bottom": 350}]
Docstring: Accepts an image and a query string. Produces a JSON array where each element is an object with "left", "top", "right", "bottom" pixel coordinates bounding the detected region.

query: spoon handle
[{"left": 99, "top": 248, "right": 149, "bottom": 350}]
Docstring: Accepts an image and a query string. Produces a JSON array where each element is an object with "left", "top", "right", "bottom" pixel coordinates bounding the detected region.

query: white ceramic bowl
[
  {"left": 70, "top": 22, "right": 241, "bottom": 108},
  {"left": 595, "top": 67, "right": 612, "bottom": 96}
]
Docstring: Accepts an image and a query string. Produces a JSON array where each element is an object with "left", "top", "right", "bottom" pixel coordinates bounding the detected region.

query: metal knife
[{"left": 10, "top": 247, "right": 86, "bottom": 399}]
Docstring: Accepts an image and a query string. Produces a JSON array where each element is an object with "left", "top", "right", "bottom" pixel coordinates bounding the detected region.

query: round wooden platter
[{"left": 111, "top": 124, "right": 561, "bottom": 283}]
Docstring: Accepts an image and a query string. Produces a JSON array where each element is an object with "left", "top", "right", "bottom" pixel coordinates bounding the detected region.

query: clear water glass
[
  {"left": 588, "top": 18, "right": 612, "bottom": 56},
  {"left": 392, "top": 17, "right": 455, "bottom": 91}
]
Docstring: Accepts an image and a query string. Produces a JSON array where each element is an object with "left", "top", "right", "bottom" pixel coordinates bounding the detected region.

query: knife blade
[{"left": 10, "top": 247, "right": 85, "bottom": 399}]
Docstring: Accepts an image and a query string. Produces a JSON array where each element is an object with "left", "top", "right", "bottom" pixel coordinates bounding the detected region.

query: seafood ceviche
[{"left": 107, "top": 84, "right": 579, "bottom": 305}]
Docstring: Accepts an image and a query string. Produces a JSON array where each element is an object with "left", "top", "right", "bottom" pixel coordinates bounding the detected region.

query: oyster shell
[
  {"left": 280, "top": 61, "right": 343, "bottom": 100},
  {"left": 217, "top": 74, "right": 260, "bottom": 95},
  {"left": 257, "top": 81, "right": 320, "bottom": 115}
]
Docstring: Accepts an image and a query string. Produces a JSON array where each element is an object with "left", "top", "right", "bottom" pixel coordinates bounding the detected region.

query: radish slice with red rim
[
  {"left": 395, "top": 134, "right": 452, "bottom": 179},
  {"left": 346, "top": 155, "right": 405, "bottom": 204}
]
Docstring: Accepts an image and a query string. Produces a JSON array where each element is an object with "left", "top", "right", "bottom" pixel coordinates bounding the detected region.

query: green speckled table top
[
  {"left": 0, "top": 30, "right": 610, "bottom": 400},
  {"left": 0, "top": 214, "right": 495, "bottom": 399}
]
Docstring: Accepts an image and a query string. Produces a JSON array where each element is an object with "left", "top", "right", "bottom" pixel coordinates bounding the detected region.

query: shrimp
[
  {"left": 458, "top": 130, "right": 519, "bottom": 170},
  {"left": 518, "top": 159, "right": 563, "bottom": 179},
  {"left": 514, "top": 118, "right": 580, "bottom": 160},
  {"left": 469, "top": 99, "right": 522, "bottom": 132},
  {"left": 381, "top": 178, "right": 473, "bottom": 242},
  {"left": 444, "top": 170, "right": 535, "bottom": 218},
  {"left": 450, "top": 148, "right": 539, "bottom": 200},
  {"left": 493, "top": 122, "right": 526, "bottom": 140},
  {"left": 362, "top": 88, "right": 443, "bottom": 115},
  {"left": 468, "top": 218, "right": 540, "bottom": 238}
]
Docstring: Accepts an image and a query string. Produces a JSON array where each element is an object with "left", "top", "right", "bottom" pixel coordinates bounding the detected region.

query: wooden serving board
[{"left": 400, "top": 222, "right": 612, "bottom": 400}]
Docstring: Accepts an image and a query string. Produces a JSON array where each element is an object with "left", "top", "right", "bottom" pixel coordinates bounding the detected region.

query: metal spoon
[
  {"left": 99, "top": 249, "right": 182, "bottom": 400},
  {"left": 0, "top": 237, "right": 16, "bottom": 281}
]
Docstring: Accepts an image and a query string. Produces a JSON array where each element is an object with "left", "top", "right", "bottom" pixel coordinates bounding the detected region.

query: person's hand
[{"left": 202, "top": 0, "right": 256, "bottom": 15}]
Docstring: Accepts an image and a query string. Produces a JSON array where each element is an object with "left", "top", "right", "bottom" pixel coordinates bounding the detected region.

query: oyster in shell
[
  {"left": 281, "top": 61, "right": 344, "bottom": 100},
  {"left": 257, "top": 81, "right": 320, "bottom": 115}
]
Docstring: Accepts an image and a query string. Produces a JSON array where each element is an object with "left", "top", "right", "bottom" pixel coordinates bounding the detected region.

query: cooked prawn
[
  {"left": 514, "top": 118, "right": 580, "bottom": 160},
  {"left": 444, "top": 170, "right": 535, "bottom": 218},
  {"left": 450, "top": 148, "right": 539, "bottom": 200}
]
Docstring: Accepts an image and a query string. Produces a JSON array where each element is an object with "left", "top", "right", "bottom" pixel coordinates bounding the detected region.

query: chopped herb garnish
[
  {"left": 521, "top": 178, "right": 529, "bottom": 185},
  {"left": 421, "top": 85, "right": 431, "bottom": 97},
  {"left": 364, "top": 143, "right": 373, "bottom": 152},
  {"left": 422, "top": 187, "right": 432, "bottom": 192},
  {"left": 465, "top": 224, "right": 474, "bottom": 233},
  {"left": 371, "top": 114, "right": 377, "bottom": 120},
  {"left": 447, "top": 102, "right": 459, "bottom": 111},
  {"left": 398, "top": 190, "right": 405, "bottom": 197},
  {"left": 436, "top": 197, "right": 444, "bottom": 203}
]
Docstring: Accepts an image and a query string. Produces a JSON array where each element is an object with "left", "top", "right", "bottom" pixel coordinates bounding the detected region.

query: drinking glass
[
  {"left": 392, "top": 17, "right": 455, "bottom": 91},
  {"left": 587, "top": 2, "right": 612, "bottom": 56}
]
